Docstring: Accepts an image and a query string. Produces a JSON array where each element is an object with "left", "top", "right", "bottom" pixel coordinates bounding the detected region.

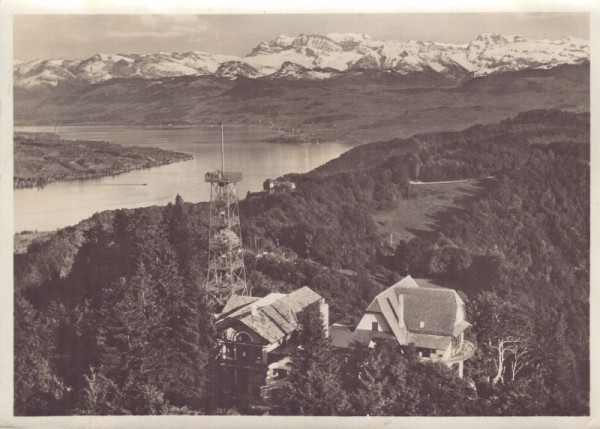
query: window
[
  {"left": 372, "top": 321, "right": 378, "bottom": 331},
  {"left": 417, "top": 347, "right": 431, "bottom": 358},
  {"left": 234, "top": 331, "right": 252, "bottom": 343},
  {"left": 273, "top": 368, "right": 288, "bottom": 380},
  {"left": 223, "top": 344, "right": 234, "bottom": 360}
]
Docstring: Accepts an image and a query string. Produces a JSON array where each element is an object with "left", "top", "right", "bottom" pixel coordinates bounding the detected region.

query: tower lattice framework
[{"left": 205, "top": 124, "right": 247, "bottom": 304}]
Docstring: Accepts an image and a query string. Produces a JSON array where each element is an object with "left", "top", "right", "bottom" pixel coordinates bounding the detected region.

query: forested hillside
[{"left": 14, "top": 109, "right": 589, "bottom": 415}]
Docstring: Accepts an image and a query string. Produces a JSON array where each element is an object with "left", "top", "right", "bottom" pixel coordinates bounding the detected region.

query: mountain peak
[
  {"left": 215, "top": 61, "right": 259, "bottom": 79},
  {"left": 14, "top": 32, "right": 589, "bottom": 89},
  {"left": 475, "top": 33, "right": 511, "bottom": 43},
  {"left": 292, "top": 34, "right": 341, "bottom": 52},
  {"left": 327, "top": 32, "right": 372, "bottom": 43}
]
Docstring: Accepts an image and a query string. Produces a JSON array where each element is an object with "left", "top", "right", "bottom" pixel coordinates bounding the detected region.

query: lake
[{"left": 14, "top": 125, "right": 352, "bottom": 232}]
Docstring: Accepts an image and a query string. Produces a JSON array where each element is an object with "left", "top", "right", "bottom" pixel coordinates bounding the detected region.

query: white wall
[
  {"left": 441, "top": 342, "right": 453, "bottom": 360},
  {"left": 355, "top": 312, "right": 391, "bottom": 332},
  {"left": 456, "top": 303, "right": 465, "bottom": 324}
]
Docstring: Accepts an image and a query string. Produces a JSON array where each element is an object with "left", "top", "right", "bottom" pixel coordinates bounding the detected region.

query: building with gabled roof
[
  {"left": 214, "top": 286, "right": 328, "bottom": 411},
  {"left": 330, "top": 276, "right": 474, "bottom": 377}
]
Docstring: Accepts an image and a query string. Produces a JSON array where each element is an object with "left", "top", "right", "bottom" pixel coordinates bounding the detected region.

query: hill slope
[
  {"left": 14, "top": 109, "right": 590, "bottom": 415},
  {"left": 14, "top": 63, "right": 589, "bottom": 145}
]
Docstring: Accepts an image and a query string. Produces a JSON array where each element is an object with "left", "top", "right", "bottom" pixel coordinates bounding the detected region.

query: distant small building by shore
[{"left": 263, "top": 178, "right": 296, "bottom": 194}]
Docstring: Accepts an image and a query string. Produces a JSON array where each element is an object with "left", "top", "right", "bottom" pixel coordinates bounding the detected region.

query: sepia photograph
[{"left": 1, "top": 3, "right": 598, "bottom": 427}]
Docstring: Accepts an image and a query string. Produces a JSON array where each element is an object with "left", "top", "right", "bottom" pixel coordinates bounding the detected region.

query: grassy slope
[
  {"left": 372, "top": 179, "right": 491, "bottom": 242},
  {"left": 14, "top": 231, "right": 53, "bottom": 254}
]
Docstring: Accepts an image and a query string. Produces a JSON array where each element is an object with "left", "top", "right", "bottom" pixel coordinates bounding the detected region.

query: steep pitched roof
[
  {"left": 397, "top": 286, "right": 457, "bottom": 336},
  {"left": 222, "top": 293, "right": 286, "bottom": 320},
  {"left": 220, "top": 295, "right": 260, "bottom": 317},
  {"left": 217, "top": 287, "right": 323, "bottom": 344},
  {"left": 365, "top": 276, "right": 466, "bottom": 339}
]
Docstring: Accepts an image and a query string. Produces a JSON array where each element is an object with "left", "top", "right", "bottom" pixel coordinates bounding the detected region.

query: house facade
[
  {"left": 263, "top": 178, "right": 296, "bottom": 194},
  {"left": 330, "top": 276, "right": 475, "bottom": 377},
  {"left": 214, "top": 286, "right": 328, "bottom": 411}
]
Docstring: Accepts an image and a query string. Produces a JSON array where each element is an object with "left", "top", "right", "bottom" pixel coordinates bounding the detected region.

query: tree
[
  {"left": 348, "top": 340, "right": 411, "bottom": 416},
  {"left": 392, "top": 238, "right": 433, "bottom": 277},
  {"left": 407, "top": 357, "right": 478, "bottom": 416},
  {"left": 428, "top": 245, "right": 473, "bottom": 281},
  {"left": 14, "top": 294, "right": 67, "bottom": 415},
  {"left": 77, "top": 367, "right": 125, "bottom": 415},
  {"left": 471, "top": 292, "right": 535, "bottom": 386},
  {"left": 272, "top": 306, "right": 348, "bottom": 415},
  {"left": 45, "top": 207, "right": 218, "bottom": 415},
  {"left": 345, "top": 341, "right": 478, "bottom": 416}
]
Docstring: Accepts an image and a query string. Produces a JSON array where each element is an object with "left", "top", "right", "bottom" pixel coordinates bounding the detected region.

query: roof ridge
[
  {"left": 258, "top": 306, "right": 289, "bottom": 336},
  {"left": 270, "top": 296, "right": 297, "bottom": 324},
  {"left": 219, "top": 295, "right": 261, "bottom": 319},
  {"left": 399, "top": 285, "right": 455, "bottom": 293}
]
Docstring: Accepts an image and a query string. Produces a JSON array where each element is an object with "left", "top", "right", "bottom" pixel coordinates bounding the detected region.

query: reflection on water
[{"left": 14, "top": 125, "right": 352, "bottom": 232}]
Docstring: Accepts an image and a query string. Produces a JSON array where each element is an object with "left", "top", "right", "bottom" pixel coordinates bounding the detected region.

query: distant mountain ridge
[{"left": 14, "top": 32, "right": 589, "bottom": 89}]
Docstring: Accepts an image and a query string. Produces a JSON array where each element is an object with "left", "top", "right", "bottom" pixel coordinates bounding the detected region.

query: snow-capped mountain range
[{"left": 14, "top": 32, "right": 589, "bottom": 89}]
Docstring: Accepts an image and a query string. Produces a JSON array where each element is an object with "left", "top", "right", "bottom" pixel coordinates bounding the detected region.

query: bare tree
[{"left": 474, "top": 292, "right": 535, "bottom": 385}]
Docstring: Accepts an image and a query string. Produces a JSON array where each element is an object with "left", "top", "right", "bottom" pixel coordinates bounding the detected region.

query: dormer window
[
  {"left": 372, "top": 321, "right": 378, "bottom": 331},
  {"left": 419, "top": 321, "right": 425, "bottom": 329}
]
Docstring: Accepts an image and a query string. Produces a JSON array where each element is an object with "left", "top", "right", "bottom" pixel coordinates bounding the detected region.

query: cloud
[{"left": 108, "top": 15, "right": 209, "bottom": 39}]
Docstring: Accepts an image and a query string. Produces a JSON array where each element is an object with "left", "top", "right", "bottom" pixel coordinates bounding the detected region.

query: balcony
[
  {"left": 444, "top": 341, "right": 476, "bottom": 364},
  {"left": 210, "top": 217, "right": 240, "bottom": 228},
  {"left": 421, "top": 341, "right": 475, "bottom": 365},
  {"left": 205, "top": 171, "right": 243, "bottom": 184}
]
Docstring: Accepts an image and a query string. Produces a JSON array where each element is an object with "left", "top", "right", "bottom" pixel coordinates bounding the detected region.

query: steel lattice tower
[{"left": 205, "top": 124, "right": 247, "bottom": 304}]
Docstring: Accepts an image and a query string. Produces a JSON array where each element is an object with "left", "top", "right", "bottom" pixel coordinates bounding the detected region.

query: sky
[{"left": 14, "top": 13, "right": 589, "bottom": 62}]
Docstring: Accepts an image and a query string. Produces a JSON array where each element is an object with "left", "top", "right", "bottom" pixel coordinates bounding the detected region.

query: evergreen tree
[
  {"left": 272, "top": 306, "right": 348, "bottom": 415},
  {"left": 77, "top": 367, "right": 125, "bottom": 415},
  {"left": 345, "top": 341, "right": 478, "bottom": 416},
  {"left": 14, "top": 294, "right": 66, "bottom": 415},
  {"left": 349, "top": 340, "right": 408, "bottom": 415}
]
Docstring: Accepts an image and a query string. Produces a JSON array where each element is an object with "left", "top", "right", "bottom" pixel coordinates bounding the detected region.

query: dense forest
[{"left": 14, "top": 109, "right": 589, "bottom": 415}]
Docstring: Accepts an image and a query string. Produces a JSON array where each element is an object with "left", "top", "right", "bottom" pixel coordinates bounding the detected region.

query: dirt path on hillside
[{"left": 409, "top": 176, "right": 494, "bottom": 185}]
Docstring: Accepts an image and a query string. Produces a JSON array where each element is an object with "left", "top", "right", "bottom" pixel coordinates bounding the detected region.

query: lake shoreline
[
  {"left": 14, "top": 124, "right": 359, "bottom": 147},
  {"left": 15, "top": 156, "right": 194, "bottom": 190},
  {"left": 14, "top": 125, "right": 353, "bottom": 232},
  {"left": 14, "top": 131, "right": 194, "bottom": 190}
]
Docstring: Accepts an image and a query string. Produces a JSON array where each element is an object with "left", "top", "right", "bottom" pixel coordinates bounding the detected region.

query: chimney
[
  {"left": 398, "top": 294, "right": 408, "bottom": 345},
  {"left": 320, "top": 298, "right": 330, "bottom": 338},
  {"left": 398, "top": 294, "right": 405, "bottom": 328}
]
